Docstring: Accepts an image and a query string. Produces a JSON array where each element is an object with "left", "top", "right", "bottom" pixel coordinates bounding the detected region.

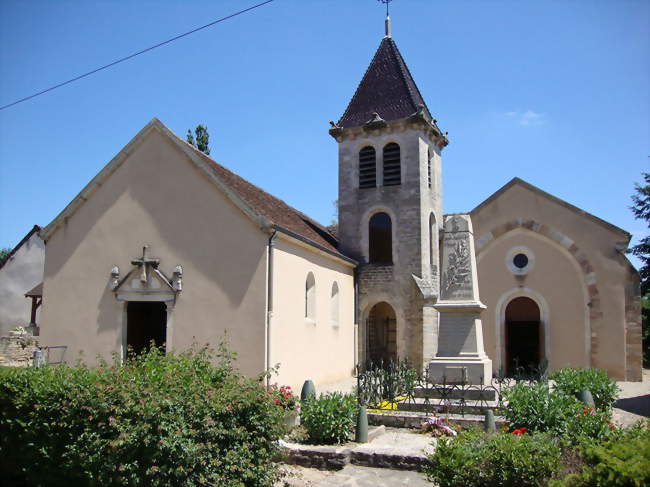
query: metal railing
[{"left": 355, "top": 359, "right": 548, "bottom": 417}]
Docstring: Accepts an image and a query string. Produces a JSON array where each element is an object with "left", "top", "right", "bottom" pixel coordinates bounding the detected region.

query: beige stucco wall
[
  {"left": 271, "top": 236, "right": 356, "bottom": 392},
  {"left": 40, "top": 128, "right": 268, "bottom": 377},
  {"left": 0, "top": 231, "right": 44, "bottom": 335},
  {"left": 476, "top": 229, "right": 588, "bottom": 374},
  {"left": 472, "top": 182, "right": 637, "bottom": 380}
]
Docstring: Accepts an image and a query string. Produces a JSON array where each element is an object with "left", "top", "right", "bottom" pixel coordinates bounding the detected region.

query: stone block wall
[{"left": 0, "top": 330, "right": 39, "bottom": 367}]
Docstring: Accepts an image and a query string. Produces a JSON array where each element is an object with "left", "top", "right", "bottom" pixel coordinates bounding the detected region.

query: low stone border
[
  {"left": 280, "top": 441, "right": 431, "bottom": 472},
  {"left": 280, "top": 425, "right": 431, "bottom": 472},
  {"left": 368, "top": 411, "right": 506, "bottom": 429},
  {"left": 281, "top": 442, "right": 351, "bottom": 470},
  {"left": 350, "top": 450, "right": 430, "bottom": 471}
]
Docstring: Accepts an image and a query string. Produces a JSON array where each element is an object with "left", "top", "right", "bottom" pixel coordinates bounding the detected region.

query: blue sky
[{"left": 1, "top": 0, "right": 648, "bottom": 266}]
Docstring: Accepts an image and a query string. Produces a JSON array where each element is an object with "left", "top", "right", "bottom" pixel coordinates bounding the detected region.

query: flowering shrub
[
  {"left": 565, "top": 405, "right": 615, "bottom": 445},
  {"left": 268, "top": 384, "right": 300, "bottom": 412},
  {"left": 0, "top": 345, "right": 285, "bottom": 486},
  {"left": 503, "top": 382, "right": 577, "bottom": 436},
  {"left": 504, "top": 380, "right": 617, "bottom": 445}
]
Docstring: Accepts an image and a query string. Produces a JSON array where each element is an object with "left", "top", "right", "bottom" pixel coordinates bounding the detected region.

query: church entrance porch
[
  {"left": 505, "top": 297, "right": 541, "bottom": 376},
  {"left": 126, "top": 301, "right": 167, "bottom": 355},
  {"left": 366, "top": 302, "right": 397, "bottom": 364}
]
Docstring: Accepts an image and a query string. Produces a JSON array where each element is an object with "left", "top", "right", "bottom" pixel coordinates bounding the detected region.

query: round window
[
  {"left": 513, "top": 253, "right": 529, "bottom": 269},
  {"left": 505, "top": 246, "right": 534, "bottom": 275}
]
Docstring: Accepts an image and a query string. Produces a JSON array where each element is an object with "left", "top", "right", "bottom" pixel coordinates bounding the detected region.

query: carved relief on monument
[{"left": 442, "top": 238, "right": 472, "bottom": 299}]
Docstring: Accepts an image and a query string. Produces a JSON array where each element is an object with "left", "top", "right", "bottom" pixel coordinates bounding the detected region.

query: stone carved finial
[
  {"left": 172, "top": 265, "right": 183, "bottom": 292},
  {"left": 110, "top": 266, "right": 120, "bottom": 290}
]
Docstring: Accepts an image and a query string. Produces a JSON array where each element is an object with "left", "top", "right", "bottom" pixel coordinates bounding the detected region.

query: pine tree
[
  {"left": 629, "top": 172, "right": 649, "bottom": 366},
  {"left": 186, "top": 125, "right": 210, "bottom": 155}
]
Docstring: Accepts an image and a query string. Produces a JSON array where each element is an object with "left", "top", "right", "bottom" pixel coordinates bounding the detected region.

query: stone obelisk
[{"left": 428, "top": 214, "right": 492, "bottom": 385}]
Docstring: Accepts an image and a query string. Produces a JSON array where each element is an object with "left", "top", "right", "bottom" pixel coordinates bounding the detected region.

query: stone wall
[
  {"left": 335, "top": 121, "right": 445, "bottom": 368},
  {"left": 0, "top": 330, "right": 39, "bottom": 367}
]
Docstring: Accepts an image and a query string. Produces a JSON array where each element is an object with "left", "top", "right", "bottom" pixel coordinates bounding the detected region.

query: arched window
[
  {"left": 330, "top": 282, "right": 340, "bottom": 327},
  {"left": 305, "top": 272, "right": 316, "bottom": 321},
  {"left": 359, "top": 146, "right": 376, "bottom": 189},
  {"left": 427, "top": 148, "right": 432, "bottom": 189},
  {"left": 369, "top": 212, "right": 392, "bottom": 264},
  {"left": 429, "top": 213, "right": 437, "bottom": 273},
  {"left": 383, "top": 143, "right": 401, "bottom": 186}
]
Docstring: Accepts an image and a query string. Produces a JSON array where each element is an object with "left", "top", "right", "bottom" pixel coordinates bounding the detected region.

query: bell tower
[{"left": 329, "top": 17, "right": 448, "bottom": 368}]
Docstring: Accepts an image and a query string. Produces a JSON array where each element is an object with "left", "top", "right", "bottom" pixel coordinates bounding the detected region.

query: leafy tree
[
  {"left": 629, "top": 172, "right": 649, "bottom": 367},
  {"left": 186, "top": 124, "right": 210, "bottom": 155},
  {"left": 0, "top": 247, "right": 11, "bottom": 262}
]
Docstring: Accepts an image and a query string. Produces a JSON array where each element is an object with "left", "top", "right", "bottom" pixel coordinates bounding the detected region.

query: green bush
[
  {"left": 425, "top": 429, "right": 562, "bottom": 487},
  {"left": 550, "top": 368, "right": 619, "bottom": 412},
  {"left": 504, "top": 381, "right": 616, "bottom": 445},
  {"left": 300, "top": 392, "right": 357, "bottom": 444},
  {"left": 552, "top": 422, "right": 650, "bottom": 487},
  {"left": 0, "top": 345, "right": 285, "bottom": 487},
  {"left": 503, "top": 382, "right": 577, "bottom": 436}
]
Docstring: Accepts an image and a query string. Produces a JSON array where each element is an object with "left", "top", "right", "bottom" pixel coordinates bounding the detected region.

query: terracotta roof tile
[{"left": 190, "top": 148, "right": 344, "bottom": 258}]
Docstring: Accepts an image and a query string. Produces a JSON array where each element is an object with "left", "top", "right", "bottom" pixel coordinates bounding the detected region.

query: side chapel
[{"left": 37, "top": 16, "right": 642, "bottom": 388}]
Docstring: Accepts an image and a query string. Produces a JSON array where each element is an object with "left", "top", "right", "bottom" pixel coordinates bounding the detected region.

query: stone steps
[
  {"left": 368, "top": 411, "right": 506, "bottom": 430},
  {"left": 396, "top": 397, "right": 499, "bottom": 415},
  {"left": 280, "top": 427, "right": 433, "bottom": 472},
  {"left": 413, "top": 386, "right": 498, "bottom": 401}
]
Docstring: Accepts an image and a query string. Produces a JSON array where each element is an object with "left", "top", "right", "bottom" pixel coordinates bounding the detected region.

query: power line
[{"left": 0, "top": 0, "right": 275, "bottom": 111}]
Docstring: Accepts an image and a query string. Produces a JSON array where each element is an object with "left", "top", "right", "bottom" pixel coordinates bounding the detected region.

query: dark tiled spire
[{"left": 338, "top": 37, "right": 433, "bottom": 129}]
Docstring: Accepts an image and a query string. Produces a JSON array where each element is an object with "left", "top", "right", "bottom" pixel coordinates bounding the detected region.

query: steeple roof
[{"left": 338, "top": 37, "right": 434, "bottom": 129}]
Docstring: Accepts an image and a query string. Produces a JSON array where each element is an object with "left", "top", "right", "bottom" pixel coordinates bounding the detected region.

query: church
[{"left": 37, "top": 17, "right": 642, "bottom": 390}]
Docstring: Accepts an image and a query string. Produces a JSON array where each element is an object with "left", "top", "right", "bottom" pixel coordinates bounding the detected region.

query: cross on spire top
[
  {"left": 378, "top": 0, "right": 393, "bottom": 37},
  {"left": 378, "top": 0, "right": 393, "bottom": 17}
]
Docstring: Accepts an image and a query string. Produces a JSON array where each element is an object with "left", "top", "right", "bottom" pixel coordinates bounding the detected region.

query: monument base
[{"left": 428, "top": 356, "right": 492, "bottom": 385}]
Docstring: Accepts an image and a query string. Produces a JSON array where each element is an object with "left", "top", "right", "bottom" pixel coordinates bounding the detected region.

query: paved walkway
[
  {"left": 279, "top": 465, "right": 430, "bottom": 487},
  {"left": 612, "top": 368, "right": 650, "bottom": 427}
]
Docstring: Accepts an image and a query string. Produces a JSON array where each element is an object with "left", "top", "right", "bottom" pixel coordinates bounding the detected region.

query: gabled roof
[
  {"left": 338, "top": 37, "right": 434, "bottom": 129},
  {"left": 471, "top": 177, "right": 631, "bottom": 241},
  {"left": 25, "top": 282, "right": 43, "bottom": 297},
  {"left": 0, "top": 225, "right": 41, "bottom": 272},
  {"left": 42, "top": 118, "right": 355, "bottom": 265}
]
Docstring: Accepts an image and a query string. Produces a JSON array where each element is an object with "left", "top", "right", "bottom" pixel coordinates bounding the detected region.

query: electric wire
[{"left": 0, "top": 0, "right": 275, "bottom": 111}]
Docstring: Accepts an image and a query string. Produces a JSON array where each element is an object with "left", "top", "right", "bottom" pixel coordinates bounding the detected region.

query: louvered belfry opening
[
  {"left": 359, "top": 146, "right": 377, "bottom": 188},
  {"left": 383, "top": 143, "right": 401, "bottom": 186}
]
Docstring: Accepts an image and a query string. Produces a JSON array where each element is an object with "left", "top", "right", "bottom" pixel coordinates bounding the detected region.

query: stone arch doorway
[
  {"left": 366, "top": 302, "right": 397, "bottom": 364},
  {"left": 505, "top": 297, "right": 542, "bottom": 376}
]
